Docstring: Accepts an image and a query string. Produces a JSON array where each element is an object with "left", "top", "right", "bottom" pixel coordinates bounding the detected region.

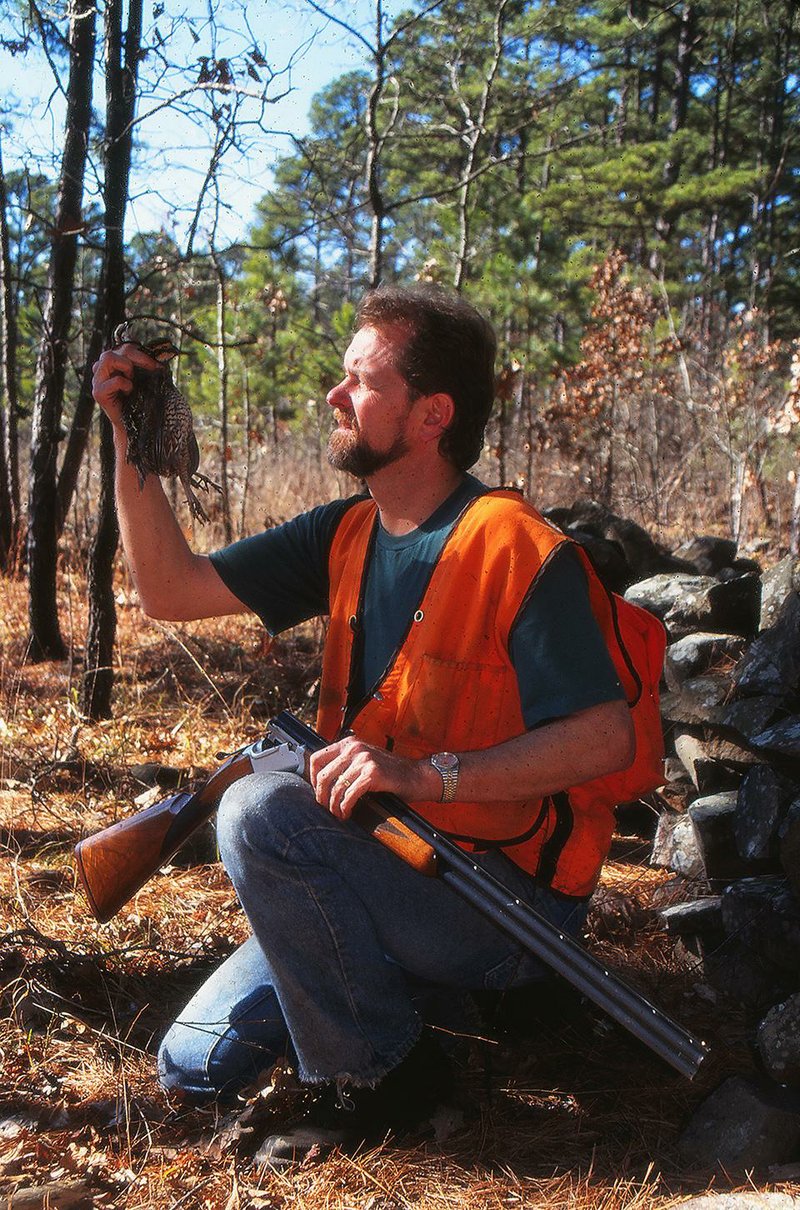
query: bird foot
[
  {"left": 183, "top": 473, "right": 221, "bottom": 524},
  {"left": 186, "top": 494, "right": 211, "bottom": 524},
  {"left": 190, "top": 473, "right": 223, "bottom": 496}
]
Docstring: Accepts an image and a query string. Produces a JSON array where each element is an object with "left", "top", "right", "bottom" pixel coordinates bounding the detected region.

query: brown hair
[{"left": 356, "top": 285, "right": 496, "bottom": 471}]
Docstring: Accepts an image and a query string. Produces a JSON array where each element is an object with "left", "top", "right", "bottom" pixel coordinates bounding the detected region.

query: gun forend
[{"left": 266, "top": 716, "right": 438, "bottom": 877}]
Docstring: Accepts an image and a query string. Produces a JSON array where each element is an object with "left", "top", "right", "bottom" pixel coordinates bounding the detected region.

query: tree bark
[
  {"left": 56, "top": 323, "right": 105, "bottom": 535},
  {"left": 0, "top": 136, "right": 20, "bottom": 571},
  {"left": 82, "top": 0, "right": 143, "bottom": 719},
  {"left": 650, "top": 1, "right": 696, "bottom": 272},
  {"left": 27, "top": 0, "right": 96, "bottom": 659},
  {"left": 213, "top": 252, "right": 233, "bottom": 544}
]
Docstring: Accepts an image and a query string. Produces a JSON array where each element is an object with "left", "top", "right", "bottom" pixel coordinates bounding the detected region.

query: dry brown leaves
[{"left": 0, "top": 567, "right": 797, "bottom": 1209}]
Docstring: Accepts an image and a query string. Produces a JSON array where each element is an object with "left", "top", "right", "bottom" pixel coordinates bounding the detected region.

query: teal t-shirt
[{"left": 209, "top": 477, "right": 624, "bottom": 729}]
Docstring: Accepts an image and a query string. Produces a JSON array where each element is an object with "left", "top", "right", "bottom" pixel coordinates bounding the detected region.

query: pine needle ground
[{"left": 1, "top": 566, "right": 797, "bottom": 1209}]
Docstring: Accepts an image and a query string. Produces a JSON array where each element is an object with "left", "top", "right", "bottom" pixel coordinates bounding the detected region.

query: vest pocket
[{"left": 393, "top": 653, "right": 510, "bottom": 753}]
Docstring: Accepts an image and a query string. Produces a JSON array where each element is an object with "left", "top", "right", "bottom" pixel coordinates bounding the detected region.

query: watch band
[{"left": 431, "top": 752, "right": 460, "bottom": 804}]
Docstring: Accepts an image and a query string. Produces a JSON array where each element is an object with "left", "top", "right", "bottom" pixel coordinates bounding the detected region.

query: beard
[{"left": 327, "top": 418, "right": 410, "bottom": 478}]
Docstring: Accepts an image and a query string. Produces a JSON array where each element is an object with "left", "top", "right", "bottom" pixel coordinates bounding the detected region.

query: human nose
[{"left": 326, "top": 378, "right": 350, "bottom": 409}]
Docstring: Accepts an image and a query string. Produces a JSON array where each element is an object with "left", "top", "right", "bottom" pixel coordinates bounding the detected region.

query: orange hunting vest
[{"left": 316, "top": 491, "right": 665, "bottom": 898}]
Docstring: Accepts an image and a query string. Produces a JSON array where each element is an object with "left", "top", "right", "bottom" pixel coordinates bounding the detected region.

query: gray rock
[
  {"left": 665, "top": 632, "right": 748, "bottom": 691},
  {"left": 735, "top": 765, "right": 796, "bottom": 864},
  {"left": 689, "top": 793, "right": 749, "bottom": 882},
  {"left": 758, "top": 993, "right": 800, "bottom": 1087},
  {"left": 768, "top": 1162, "right": 800, "bottom": 1183},
  {"left": 779, "top": 800, "right": 800, "bottom": 900},
  {"left": 664, "top": 755, "right": 693, "bottom": 784},
  {"left": 674, "top": 733, "right": 745, "bottom": 793},
  {"left": 661, "top": 674, "right": 733, "bottom": 726},
  {"left": 760, "top": 556, "right": 800, "bottom": 632},
  {"left": 721, "top": 877, "right": 800, "bottom": 974},
  {"left": 734, "top": 592, "right": 800, "bottom": 696},
  {"left": 649, "top": 874, "right": 707, "bottom": 909},
  {"left": 625, "top": 573, "right": 718, "bottom": 621},
  {"left": 544, "top": 501, "right": 687, "bottom": 583},
  {"left": 660, "top": 897, "right": 723, "bottom": 939},
  {"left": 752, "top": 716, "right": 800, "bottom": 760},
  {"left": 130, "top": 761, "right": 190, "bottom": 789},
  {"left": 673, "top": 536, "right": 739, "bottom": 576},
  {"left": 677, "top": 1076, "right": 800, "bottom": 1172},
  {"left": 563, "top": 527, "right": 630, "bottom": 593},
  {"left": 626, "top": 573, "right": 759, "bottom": 638},
  {"left": 697, "top": 736, "right": 763, "bottom": 773},
  {"left": 703, "top": 934, "right": 796, "bottom": 1010},
  {"left": 720, "top": 558, "right": 763, "bottom": 580},
  {"left": 674, "top": 1195, "right": 800, "bottom": 1209},
  {"left": 0, "top": 1112, "right": 40, "bottom": 1139},
  {"left": 651, "top": 810, "right": 706, "bottom": 879},
  {"left": 722, "top": 696, "right": 785, "bottom": 743}
]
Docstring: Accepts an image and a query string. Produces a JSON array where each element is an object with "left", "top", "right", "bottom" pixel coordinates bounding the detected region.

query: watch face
[{"left": 434, "top": 752, "right": 458, "bottom": 772}]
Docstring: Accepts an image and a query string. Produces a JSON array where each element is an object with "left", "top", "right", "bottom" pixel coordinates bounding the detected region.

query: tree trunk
[
  {"left": 365, "top": 2, "right": 388, "bottom": 288},
  {"left": 27, "top": 0, "right": 96, "bottom": 659},
  {"left": 82, "top": 0, "right": 143, "bottom": 719},
  {"left": 453, "top": 0, "right": 508, "bottom": 292},
  {"left": 239, "top": 362, "right": 252, "bottom": 537},
  {"left": 0, "top": 137, "right": 19, "bottom": 571},
  {"left": 56, "top": 323, "right": 105, "bottom": 535},
  {"left": 790, "top": 471, "right": 800, "bottom": 558},
  {"left": 213, "top": 253, "right": 233, "bottom": 543},
  {"left": 650, "top": 1, "right": 696, "bottom": 271}
]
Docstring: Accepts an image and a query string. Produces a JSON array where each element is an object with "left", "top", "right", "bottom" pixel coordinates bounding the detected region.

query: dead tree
[
  {"left": 26, "top": 0, "right": 96, "bottom": 660},
  {"left": 81, "top": 0, "right": 143, "bottom": 719},
  {"left": 0, "top": 136, "right": 20, "bottom": 571}
]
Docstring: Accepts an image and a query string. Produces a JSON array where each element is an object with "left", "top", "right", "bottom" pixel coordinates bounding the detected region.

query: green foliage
[{"left": 4, "top": 0, "right": 798, "bottom": 535}]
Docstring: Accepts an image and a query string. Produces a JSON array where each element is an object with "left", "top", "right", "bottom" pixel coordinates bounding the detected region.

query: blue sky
[{"left": 1, "top": 0, "right": 399, "bottom": 245}]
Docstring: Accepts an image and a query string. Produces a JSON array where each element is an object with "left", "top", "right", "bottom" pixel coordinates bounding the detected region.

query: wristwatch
[{"left": 430, "top": 751, "right": 460, "bottom": 804}]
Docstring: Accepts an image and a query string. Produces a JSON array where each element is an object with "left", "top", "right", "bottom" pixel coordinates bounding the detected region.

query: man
[{"left": 92, "top": 286, "right": 634, "bottom": 1163}]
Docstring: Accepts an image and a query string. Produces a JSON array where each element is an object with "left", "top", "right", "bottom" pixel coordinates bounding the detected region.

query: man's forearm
[
  {"left": 424, "top": 699, "right": 636, "bottom": 804},
  {"left": 310, "top": 699, "right": 636, "bottom": 818}
]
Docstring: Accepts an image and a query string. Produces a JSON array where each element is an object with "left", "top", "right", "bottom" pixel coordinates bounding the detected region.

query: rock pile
[{"left": 548, "top": 502, "right": 800, "bottom": 1176}]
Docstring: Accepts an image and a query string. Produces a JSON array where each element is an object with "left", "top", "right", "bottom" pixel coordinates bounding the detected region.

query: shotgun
[
  {"left": 74, "top": 721, "right": 434, "bottom": 923},
  {"left": 74, "top": 710, "right": 708, "bottom": 1079}
]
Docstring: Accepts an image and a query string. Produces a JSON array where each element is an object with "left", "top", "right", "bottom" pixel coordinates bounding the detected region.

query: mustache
[{"left": 333, "top": 409, "right": 358, "bottom": 431}]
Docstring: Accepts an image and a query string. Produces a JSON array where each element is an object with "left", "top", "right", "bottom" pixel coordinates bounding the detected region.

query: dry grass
[{"left": 0, "top": 555, "right": 797, "bottom": 1210}]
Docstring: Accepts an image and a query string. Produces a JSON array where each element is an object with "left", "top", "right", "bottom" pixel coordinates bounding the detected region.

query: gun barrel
[{"left": 272, "top": 711, "right": 708, "bottom": 1079}]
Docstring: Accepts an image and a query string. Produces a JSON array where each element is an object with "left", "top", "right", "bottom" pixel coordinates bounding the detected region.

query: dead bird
[{"left": 112, "top": 321, "right": 220, "bottom": 523}]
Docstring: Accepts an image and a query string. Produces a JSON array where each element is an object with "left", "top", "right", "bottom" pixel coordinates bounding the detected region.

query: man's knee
[
  {"left": 157, "top": 1020, "right": 217, "bottom": 1103},
  {"left": 216, "top": 771, "right": 316, "bottom": 866}
]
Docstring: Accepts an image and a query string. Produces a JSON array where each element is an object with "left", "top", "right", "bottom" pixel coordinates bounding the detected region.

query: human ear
[{"left": 418, "top": 392, "right": 455, "bottom": 443}]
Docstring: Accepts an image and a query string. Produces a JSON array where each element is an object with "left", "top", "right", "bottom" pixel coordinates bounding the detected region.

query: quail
[{"left": 112, "top": 322, "right": 220, "bottom": 523}]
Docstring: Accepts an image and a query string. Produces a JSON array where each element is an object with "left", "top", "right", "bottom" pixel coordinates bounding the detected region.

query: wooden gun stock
[{"left": 75, "top": 754, "right": 250, "bottom": 923}]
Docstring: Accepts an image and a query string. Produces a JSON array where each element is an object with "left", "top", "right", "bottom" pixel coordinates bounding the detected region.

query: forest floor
[{"left": 0, "top": 564, "right": 797, "bottom": 1210}]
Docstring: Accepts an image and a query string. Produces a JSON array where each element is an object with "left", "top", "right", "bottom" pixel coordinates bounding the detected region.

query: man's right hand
[
  {"left": 92, "top": 337, "right": 249, "bottom": 623},
  {"left": 91, "top": 343, "right": 159, "bottom": 425}
]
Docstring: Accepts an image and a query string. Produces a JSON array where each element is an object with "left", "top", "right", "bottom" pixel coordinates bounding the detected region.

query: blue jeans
[{"left": 157, "top": 772, "right": 587, "bottom": 1101}]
